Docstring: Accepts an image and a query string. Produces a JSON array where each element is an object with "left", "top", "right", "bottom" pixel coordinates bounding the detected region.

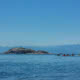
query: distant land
[
  {"left": 0, "top": 44, "right": 80, "bottom": 54},
  {"left": 4, "top": 47, "right": 50, "bottom": 54}
]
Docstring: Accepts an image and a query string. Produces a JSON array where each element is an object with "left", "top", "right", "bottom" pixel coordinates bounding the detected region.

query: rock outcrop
[
  {"left": 35, "top": 50, "right": 49, "bottom": 54},
  {"left": 4, "top": 47, "right": 50, "bottom": 54}
]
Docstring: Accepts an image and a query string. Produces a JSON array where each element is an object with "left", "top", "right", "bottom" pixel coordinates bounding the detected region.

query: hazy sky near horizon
[{"left": 0, "top": 0, "right": 80, "bottom": 46}]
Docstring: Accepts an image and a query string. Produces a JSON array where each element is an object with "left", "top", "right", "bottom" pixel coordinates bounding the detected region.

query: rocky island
[{"left": 4, "top": 47, "right": 50, "bottom": 54}]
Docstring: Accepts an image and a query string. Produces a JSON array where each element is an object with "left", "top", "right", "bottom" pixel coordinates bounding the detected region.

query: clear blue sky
[{"left": 0, "top": 0, "right": 80, "bottom": 46}]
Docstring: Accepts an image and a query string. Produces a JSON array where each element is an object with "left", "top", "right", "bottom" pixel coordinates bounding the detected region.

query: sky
[{"left": 0, "top": 0, "right": 80, "bottom": 46}]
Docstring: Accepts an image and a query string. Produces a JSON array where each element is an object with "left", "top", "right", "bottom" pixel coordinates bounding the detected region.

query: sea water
[{"left": 0, "top": 54, "right": 80, "bottom": 80}]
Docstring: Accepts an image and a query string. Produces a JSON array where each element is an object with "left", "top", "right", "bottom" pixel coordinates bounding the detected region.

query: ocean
[{"left": 0, "top": 54, "right": 80, "bottom": 80}]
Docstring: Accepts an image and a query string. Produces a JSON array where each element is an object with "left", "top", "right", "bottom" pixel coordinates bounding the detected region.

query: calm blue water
[{"left": 0, "top": 55, "right": 80, "bottom": 80}]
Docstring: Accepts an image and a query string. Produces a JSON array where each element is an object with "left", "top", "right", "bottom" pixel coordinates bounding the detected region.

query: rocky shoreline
[{"left": 4, "top": 47, "right": 51, "bottom": 54}]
